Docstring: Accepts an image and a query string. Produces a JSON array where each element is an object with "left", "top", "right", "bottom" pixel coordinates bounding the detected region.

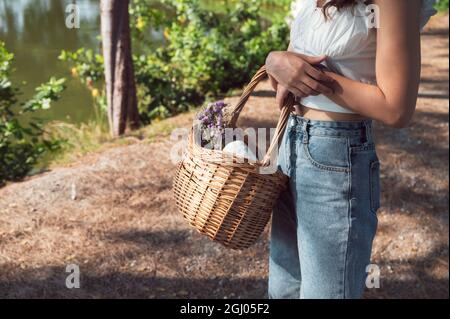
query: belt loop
[
  {"left": 302, "top": 120, "right": 310, "bottom": 144},
  {"left": 361, "top": 120, "right": 371, "bottom": 144},
  {"left": 288, "top": 115, "right": 296, "bottom": 134}
]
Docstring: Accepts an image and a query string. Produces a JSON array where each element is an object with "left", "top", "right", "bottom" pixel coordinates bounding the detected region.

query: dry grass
[
  {"left": 0, "top": 15, "right": 448, "bottom": 299},
  {"left": 45, "top": 109, "right": 197, "bottom": 168}
]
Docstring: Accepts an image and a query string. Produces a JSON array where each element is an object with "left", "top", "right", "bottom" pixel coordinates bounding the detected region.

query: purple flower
[
  {"left": 196, "top": 100, "right": 229, "bottom": 147},
  {"left": 215, "top": 101, "right": 226, "bottom": 108},
  {"left": 197, "top": 109, "right": 208, "bottom": 120}
]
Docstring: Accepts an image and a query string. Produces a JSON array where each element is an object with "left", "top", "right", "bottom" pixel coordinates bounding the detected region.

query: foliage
[
  {"left": 435, "top": 0, "right": 449, "bottom": 12},
  {"left": 0, "top": 42, "right": 66, "bottom": 186},
  {"left": 60, "top": 0, "right": 290, "bottom": 124},
  {"left": 59, "top": 48, "right": 104, "bottom": 85}
]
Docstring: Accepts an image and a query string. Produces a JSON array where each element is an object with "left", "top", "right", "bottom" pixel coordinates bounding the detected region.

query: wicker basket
[{"left": 173, "top": 66, "right": 293, "bottom": 250}]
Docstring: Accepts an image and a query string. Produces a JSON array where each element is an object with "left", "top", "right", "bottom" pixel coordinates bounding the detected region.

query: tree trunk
[{"left": 100, "top": 0, "right": 139, "bottom": 137}]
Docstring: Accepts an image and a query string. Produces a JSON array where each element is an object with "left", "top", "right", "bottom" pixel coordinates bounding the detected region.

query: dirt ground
[{"left": 0, "top": 15, "right": 448, "bottom": 299}]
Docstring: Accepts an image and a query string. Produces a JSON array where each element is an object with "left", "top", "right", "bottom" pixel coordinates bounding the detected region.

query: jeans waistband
[{"left": 289, "top": 114, "right": 374, "bottom": 144}]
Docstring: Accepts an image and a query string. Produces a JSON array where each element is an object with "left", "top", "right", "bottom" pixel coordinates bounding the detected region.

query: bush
[
  {"left": 435, "top": 0, "right": 449, "bottom": 12},
  {"left": 0, "top": 42, "right": 66, "bottom": 186},
  {"left": 60, "top": 0, "right": 290, "bottom": 124}
]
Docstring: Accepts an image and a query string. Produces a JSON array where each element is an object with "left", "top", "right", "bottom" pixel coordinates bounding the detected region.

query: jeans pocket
[
  {"left": 370, "top": 160, "right": 381, "bottom": 214},
  {"left": 303, "top": 135, "right": 350, "bottom": 173}
]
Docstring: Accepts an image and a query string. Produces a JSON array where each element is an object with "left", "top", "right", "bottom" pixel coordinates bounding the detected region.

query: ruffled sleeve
[{"left": 421, "top": 0, "right": 438, "bottom": 30}]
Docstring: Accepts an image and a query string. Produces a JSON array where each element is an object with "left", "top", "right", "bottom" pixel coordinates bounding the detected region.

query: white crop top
[{"left": 290, "top": 0, "right": 437, "bottom": 113}]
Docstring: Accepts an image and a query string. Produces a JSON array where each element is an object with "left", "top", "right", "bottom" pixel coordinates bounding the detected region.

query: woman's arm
[
  {"left": 267, "top": 0, "right": 422, "bottom": 128},
  {"left": 322, "top": 0, "right": 422, "bottom": 128}
]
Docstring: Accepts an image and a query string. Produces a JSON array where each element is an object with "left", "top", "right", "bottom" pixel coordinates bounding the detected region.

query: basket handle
[{"left": 228, "top": 66, "right": 294, "bottom": 166}]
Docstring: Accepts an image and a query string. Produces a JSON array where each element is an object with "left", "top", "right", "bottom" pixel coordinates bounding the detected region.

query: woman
[{"left": 266, "top": 0, "right": 436, "bottom": 299}]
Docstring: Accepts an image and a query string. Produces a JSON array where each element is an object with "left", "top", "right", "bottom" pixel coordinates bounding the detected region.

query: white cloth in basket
[{"left": 223, "top": 141, "right": 258, "bottom": 162}]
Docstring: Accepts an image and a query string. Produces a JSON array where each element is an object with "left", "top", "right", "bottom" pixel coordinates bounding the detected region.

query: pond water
[
  {"left": 0, "top": 0, "right": 102, "bottom": 123},
  {"left": 0, "top": 0, "right": 286, "bottom": 125}
]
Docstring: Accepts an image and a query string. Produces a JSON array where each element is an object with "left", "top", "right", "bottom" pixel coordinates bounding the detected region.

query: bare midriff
[{"left": 294, "top": 104, "right": 369, "bottom": 122}]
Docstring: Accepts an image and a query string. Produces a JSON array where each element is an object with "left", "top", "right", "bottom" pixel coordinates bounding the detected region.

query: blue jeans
[{"left": 269, "top": 115, "right": 380, "bottom": 299}]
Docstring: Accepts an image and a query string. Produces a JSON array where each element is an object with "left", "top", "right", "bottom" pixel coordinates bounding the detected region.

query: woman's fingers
[
  {"left": 298, "top": 82, "right": 320, "bottom": 96},
  {"left": 287, "top": 65, "right": 334, "bottom": 95},
  {"left": 291, "top": 52, "right": 334, "bottom": 82},
  {"left": 268, "top": 74, "right": 278, "bottom": 91},
  {"left": 303, "top": 74, "right": 334, "bottom": 95},
  {"left": 305, "top": 63, "right": 335, "bottom": 83},
  {"left": 276, "top": 86, "right": 289, "bottom": 109},
  {"left": 277, "top": 85, "right": 307, "bottom": 109},
  {"left": 286, "top": 85, "right": 308, "bottom": 100}
]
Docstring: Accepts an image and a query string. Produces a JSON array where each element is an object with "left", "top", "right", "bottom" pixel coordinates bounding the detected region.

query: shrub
[
  {"left": 60, "top": 0, "right": 290, "bottom": 124},
  {"left": 435, "top": 0, "right": 449, "bottom": 12},
  {"left": 0, "top": 42, "right": 66, "bottom": 186}
]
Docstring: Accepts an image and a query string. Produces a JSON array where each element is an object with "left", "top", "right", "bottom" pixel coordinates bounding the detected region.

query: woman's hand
[
  {"left": 266, "top": 51, "right": 335, "bottom": 107},
  {"left": 268, "top": 74, "right": 292, "bottom": 110}
]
